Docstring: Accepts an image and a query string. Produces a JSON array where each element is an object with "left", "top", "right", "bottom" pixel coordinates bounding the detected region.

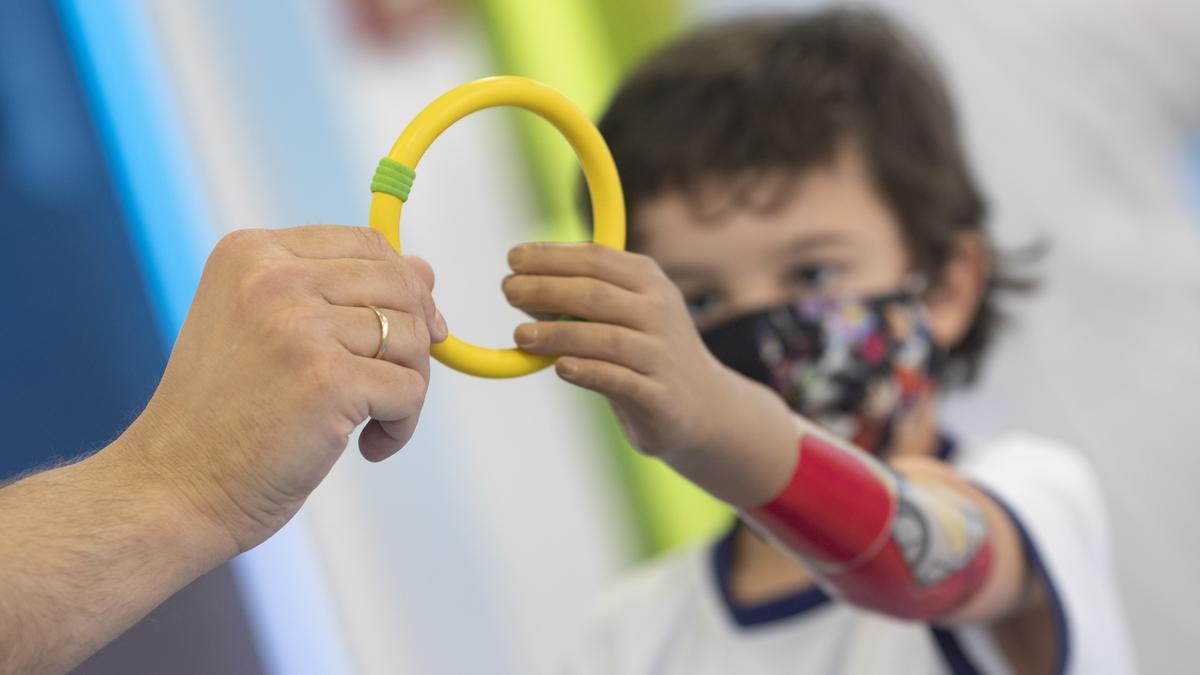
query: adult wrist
[{"left": 103, "top": 419, "right": 242, "bottom": 570}]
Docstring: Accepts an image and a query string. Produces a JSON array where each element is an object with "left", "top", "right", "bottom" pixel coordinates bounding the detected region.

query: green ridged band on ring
[{"left": 370, "top": 157, "right": 416, "bottom": 202}]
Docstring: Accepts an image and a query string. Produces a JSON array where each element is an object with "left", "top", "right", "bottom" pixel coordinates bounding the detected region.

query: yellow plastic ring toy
[{"left": 369, "top": 76, "right": 626, "bottom": 378}]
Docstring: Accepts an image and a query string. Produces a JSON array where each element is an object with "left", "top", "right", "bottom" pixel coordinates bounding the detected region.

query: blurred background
[{"left": 1, "top": 0, "right": 1196, "bottom": 673}]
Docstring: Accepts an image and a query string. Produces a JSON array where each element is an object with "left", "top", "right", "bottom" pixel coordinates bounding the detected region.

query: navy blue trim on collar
[
  {"left": 931, "top": 627, "right": 982, "bottom": 675},
  {"left": 710, "top": 527, "right": 831, "bottom": 629},
  {"left": 937, "top": 434, "right": 957, "bottom": 462},
  {"left": 931, "top": 488, "right": 1072, "bottom": 675}
]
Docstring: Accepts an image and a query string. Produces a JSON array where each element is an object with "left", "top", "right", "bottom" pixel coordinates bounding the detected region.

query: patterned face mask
[{"left": 700, "top": 290, "right": 944, "bottom": 454}]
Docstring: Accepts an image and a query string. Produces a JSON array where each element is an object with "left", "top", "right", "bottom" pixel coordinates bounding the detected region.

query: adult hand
[{"left": 119, "top": 225, "right": 447, "bottom": 552}]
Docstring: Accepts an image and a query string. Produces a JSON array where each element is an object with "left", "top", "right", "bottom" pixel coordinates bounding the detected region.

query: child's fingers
[
  {"left": 508, "top": 242, "right": 665, "bottom": 292},
  {"left": 554, "top": 356, "right": 664, "bottom": 410},
  {"left": 519, "top": 309, "right": 560, "bottom": 322},
  {"left": 502, "top": 274, "right": 649, "bottom": 329},
  {"left": 515, "top": 321, "right": 658, "bottom": 374}
]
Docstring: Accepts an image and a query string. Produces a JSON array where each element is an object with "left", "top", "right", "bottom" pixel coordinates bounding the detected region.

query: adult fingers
[
  {"left": 271, "top": 225, "right": 399, "bottom": 261},
  {"left": 403, "top": 255, "right": 435, "bottom": 292},
  {"left": 327, "top": 305, "right": 431, "bottom": 377},
  {"left": 359, "top": 418, "right": 419, "bottom": 463},
  {"left": 305, "top": 257, "right": 446, "bottom": 343},
  {"left": 349, "top": 358, "right": 429, "bottom": 462}
]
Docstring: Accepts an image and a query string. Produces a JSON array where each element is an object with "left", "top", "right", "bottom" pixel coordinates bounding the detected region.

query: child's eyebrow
[
  {"left": 770, "top": 232, "right": 852, "bottom": 260},
  {"left": 660, "top": 232, "right": 852, "bottom": 280}
]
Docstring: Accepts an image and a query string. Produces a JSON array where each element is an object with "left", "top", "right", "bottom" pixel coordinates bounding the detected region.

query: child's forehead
[
  {"left": 634, "top": 196, "right": 846, "bottom": 274},
  {"left": 632, "top": 154, "right": 909, "bottom": 270}
]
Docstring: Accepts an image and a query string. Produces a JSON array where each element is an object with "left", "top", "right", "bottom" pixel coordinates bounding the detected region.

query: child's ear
[{"left": 924, "top": 231, "right": 990, "bottom": 350}]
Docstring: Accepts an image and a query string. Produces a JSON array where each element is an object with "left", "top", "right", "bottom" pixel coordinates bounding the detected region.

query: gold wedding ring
[{"left": 369, "top": 306, "right": 389, "bottom": 360}]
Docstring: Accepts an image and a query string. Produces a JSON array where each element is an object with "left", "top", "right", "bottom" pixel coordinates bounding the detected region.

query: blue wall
[
  {"left": 0, "top": 2, "right": 263, "bottom": 673},
  {"left": 0, "top": 1, "right": 164, "bottom": 479}
]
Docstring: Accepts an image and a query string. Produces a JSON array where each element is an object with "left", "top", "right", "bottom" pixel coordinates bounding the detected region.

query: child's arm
[{"left": 503, "top": 242, "right": 1027, "bottom": 624}]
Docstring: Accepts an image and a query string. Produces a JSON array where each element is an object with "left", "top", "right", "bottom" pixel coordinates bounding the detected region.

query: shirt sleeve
[{"left": 949, "top": 434, "right": 1136, "bottom": 675}]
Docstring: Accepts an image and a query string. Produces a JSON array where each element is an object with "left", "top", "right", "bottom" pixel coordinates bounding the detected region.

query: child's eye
[
  {"left": 787, "top": 264, "right": 840, "bottom": 293},
  {"left": 684, "top": 291, "right": 723, "bottom": 320}
]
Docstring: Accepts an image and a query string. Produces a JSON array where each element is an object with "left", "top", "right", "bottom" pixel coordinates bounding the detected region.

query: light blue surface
[
  {"left": 55, "top": 2, "right": 353, "bottom": 674},
  {"left": 55, "top": 0, "right": 208, "bottom": 339}
]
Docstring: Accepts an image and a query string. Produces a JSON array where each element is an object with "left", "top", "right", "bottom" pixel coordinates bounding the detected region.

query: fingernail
[
  {"left": 433, "top": 309, "right": 448, "bottom": 343},
  {"left": 514, "top": 324, "right": 537, "bottom": 347},
  {"left": 557, "top": 358, "right": 578, "bottom": 376},
  {"left": 508, "top": 246, "right": 526, "bottom": 270}
]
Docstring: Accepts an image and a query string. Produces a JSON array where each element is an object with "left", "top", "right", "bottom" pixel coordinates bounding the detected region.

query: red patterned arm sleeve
[{"left": 743, "top": 432, "right": 993, "bottom": 620}]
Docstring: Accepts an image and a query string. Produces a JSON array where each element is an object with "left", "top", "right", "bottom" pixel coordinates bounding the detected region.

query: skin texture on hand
[
  {"left": 131, "top": 225, "right": 447, "bottom": 552},
  {"left": 0, "top": 225, "right": 444, "bottom": 674}
]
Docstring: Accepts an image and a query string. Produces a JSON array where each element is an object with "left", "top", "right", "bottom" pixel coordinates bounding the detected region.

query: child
[{"left": 502, "top": 8, "right": 1133, "bottom": 674}]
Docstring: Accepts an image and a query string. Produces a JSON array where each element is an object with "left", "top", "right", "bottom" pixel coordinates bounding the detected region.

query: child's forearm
[
  {"left": 741, "top": 428, "right": 995, "bottom": 620},
  {"left": 661, "top": 385, "right": 1019, "bottom": 623},
  {"left": 655, "top": 374, "right": 800, "bottom": 508}
]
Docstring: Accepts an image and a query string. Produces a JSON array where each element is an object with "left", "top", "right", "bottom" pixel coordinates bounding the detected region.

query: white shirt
[{"left": 563, "top": 434, "right": 1134, "bottom": 675}]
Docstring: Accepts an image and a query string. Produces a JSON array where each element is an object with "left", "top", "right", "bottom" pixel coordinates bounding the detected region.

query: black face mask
[{"left": 700, "top": 291, "right": 944, "bottom": 454}]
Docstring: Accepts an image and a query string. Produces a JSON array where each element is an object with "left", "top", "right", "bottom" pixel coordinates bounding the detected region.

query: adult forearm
[{"left": 0, "top": 428, "right": 234, "bottom": 675}]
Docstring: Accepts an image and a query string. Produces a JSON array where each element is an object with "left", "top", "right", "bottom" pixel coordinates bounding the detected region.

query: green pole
[{"left": 468, "top": 0, "right": 731, "bottom": 557}]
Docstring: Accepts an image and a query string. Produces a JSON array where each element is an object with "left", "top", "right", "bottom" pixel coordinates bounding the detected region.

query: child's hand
[{"left": 502, "top": 243, "right": 796, "bottom": 504}]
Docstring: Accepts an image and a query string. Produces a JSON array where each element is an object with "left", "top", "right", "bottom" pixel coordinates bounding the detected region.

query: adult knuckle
[
  {"left": 352, "top": 226, "right": 393, "bottom": 260},
  {"left": 408, "top": 367, "right": 430, "bottom": 401},
  {"left": 325, "top": 415, "right": 359, "bottom": 449},
  {"left": 262, "top": 306, "right": 314, "bottom": 354},
  {"left": 389, "top": 263, "right": 420, "bottom": 301},
  {"left": 385, "top": 367, "right": 426, "bottom": 414},
  {"left": 402, "top": 312, "right": 430, "bottom": 350},
  {"left": 309, "top": 351, "right": 349, "bottom": 398},
  {"left": 215, "top": 228, "right": 263, "bottom": 257},
  {"left": 241, "top": 259, "right": 302, "bottom": 303}
]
